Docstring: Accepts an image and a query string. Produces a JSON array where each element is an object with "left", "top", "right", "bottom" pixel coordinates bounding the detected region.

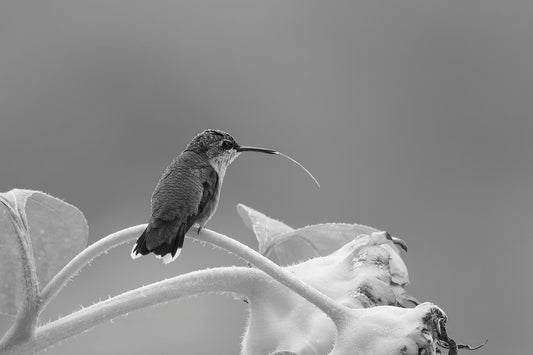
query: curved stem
[
  {"left": 2, "top": 267, "right": 262, "bottom": 355},
  {"left": 193, "top": 227, "right": 348, "bottom": 324},
  {"left": 40, "top": 224, "right": 348, "bottom": 324},
  {"left": 40, "top": 225, "right": 146, "bottom": 311}
]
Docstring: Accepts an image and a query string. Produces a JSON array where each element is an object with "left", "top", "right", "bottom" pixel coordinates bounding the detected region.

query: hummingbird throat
[{"left": 208, "top": 150, "right": 240, "bottom": 179}]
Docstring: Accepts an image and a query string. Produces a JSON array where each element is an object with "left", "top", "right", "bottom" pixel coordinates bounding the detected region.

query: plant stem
[
  {"left": 41, "top": 224, "right": 348, "bottom": 324},
  {"left": 2, "top": 267, "right": 262, "bottom": 355},
  {"left": 40, "top": 225, "right": 146, "bottom": 311},
  {"left": 193, "top": 228, "right": 348, "bottom": 324},
  {"left": 21, "top": 224, "right": 347, "bottom": 354}
]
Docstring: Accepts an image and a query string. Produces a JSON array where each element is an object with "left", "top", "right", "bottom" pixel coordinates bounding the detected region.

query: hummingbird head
[{"left": 186, "top": 129, "right": 277, "bottom": 177}]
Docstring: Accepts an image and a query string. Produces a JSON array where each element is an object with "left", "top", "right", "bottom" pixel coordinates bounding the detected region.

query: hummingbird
[{"left": 131, "top": 129, "right": 319, "bottom": 264}]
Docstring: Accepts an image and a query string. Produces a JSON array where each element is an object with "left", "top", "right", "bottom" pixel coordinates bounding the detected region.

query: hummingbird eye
[{"left": 221, "top": 140, "right": 233, "bottom": 149}]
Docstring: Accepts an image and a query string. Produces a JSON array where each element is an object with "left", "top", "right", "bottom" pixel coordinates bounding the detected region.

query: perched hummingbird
[{"left": 131, "top": 129, "right": 318, "bottom": 264}]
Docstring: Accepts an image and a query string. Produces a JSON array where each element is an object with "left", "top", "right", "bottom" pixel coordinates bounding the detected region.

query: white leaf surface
[{"left": 236, "top": 204, "right": 294, "bottom": 254}]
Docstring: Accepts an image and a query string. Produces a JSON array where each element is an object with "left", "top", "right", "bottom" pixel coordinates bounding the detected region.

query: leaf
[
  {"left": 243, "top": 233, "right": 414, "bottom": 355},
  {"left": 236, "top": 204, "right": 294, "bottom": 254},
  {"left": 237, "top": 204, "right": 420, "bottom": 353},
  {"left": 260, "top": 222, "right": 379, "bottom": 265},
  {"left": 383, "top": 244, "right": 410, "bottom": 286},
  {"left": 237, "top": 204, "right": 410, "bottom": 286},
  {"left": 238, "top": 206, "right": 411, "bottom": 284},
  {"left": 0, "top": 189, "right": 88, "bottom": 316},
  {"left": 333, "top": 302, "right": 449, "bottom": 355}
]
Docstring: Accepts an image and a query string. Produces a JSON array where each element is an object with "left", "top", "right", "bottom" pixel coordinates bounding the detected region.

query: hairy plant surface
[
  {"left": 0, "top": 189, "right": 483, "bottom": 355},
  {"left": 237, "top": 204, "right": 417, "bottom": 354}
]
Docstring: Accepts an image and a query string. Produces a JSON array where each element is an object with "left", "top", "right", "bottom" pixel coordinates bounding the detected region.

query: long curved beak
[
  {"left": 236, "top": 145, "right": 279, "bottom": 154},
  {"left": 235, "top": 145, "right": 321, "bottom": 187}
]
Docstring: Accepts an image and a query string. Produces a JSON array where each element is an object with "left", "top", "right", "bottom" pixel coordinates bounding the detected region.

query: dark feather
[{"left": 131, "top": 151, "right": 220, "bottom": 261}]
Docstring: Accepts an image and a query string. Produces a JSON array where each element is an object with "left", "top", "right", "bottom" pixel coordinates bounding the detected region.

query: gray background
[{"left": 1, "top": 1, "right": 531, "bottom": 354}]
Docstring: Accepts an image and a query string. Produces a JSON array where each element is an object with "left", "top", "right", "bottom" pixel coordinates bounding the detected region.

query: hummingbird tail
[
  {"left": 130, "top": 223, "right": 186, "bottom": 263},
  {"left": 130, "top": 227, "right": 151, "bottom": 259}
]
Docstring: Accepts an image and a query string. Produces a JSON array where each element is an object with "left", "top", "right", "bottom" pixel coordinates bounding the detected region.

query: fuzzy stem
[
  {"left": 18, "top": 224, "right": 347, "bottom": 354},
  {"left": 0, "top": 196, "right": 40, "bottom": 350},
  {"left": 2, "top": 267, "right": 263, "bottom": 355},
  {"left": 40, "top": 225, "right": 146, "bottom": 311},
  {"left": 40, "top": 224, "right": 348, "bottom": 324},
  {"left": 192, "top": 227, "right": 348, "bottom": 324}
]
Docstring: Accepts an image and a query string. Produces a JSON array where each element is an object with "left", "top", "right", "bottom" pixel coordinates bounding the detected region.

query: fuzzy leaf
[
  {"left": 242, "top": 235, "right": 414, "bottom": 355},
  {"left": 0, "top": 189, "right": 88, "bottom": 315},
  {"left": 333, "top": 303, "right": 448, "bottom": 355},
  {"left": 237, "top": 205, "right": 410, "bottom": 285},
  {"left": 260, "top": 222, "right": 379, "bottom": 265},
  {"left": 236, "top": 204, "right": 294, "bottom": 254}
]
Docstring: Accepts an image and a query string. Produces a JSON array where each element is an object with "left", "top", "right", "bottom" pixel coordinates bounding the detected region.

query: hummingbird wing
[{"left": 138, "top": 151, "right": 219, "bottom": 259}]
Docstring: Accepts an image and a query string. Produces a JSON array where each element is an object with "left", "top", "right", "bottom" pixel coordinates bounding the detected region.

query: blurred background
[{"left": 1, "top": 0, "right": 532, "bottom": 354}]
